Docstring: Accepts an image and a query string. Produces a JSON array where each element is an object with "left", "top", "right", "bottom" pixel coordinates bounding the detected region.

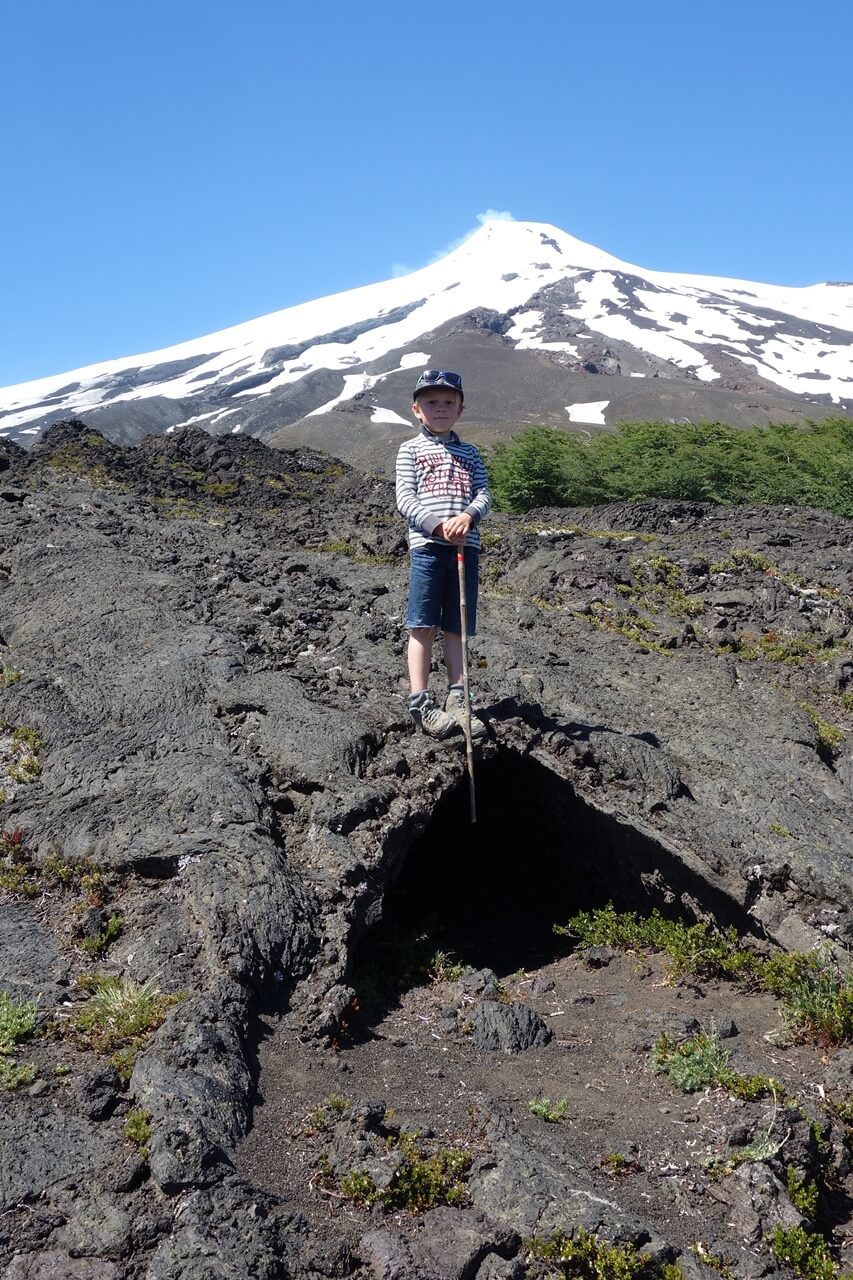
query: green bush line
[
  {"left": 557, "top": 905, "right": 853, "bottom": 1046},
  {"left": 485, "top": 419, "right": 853, "bottom": 517}
]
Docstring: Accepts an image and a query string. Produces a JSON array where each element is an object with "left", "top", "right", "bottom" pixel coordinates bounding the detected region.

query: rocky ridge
[{"left": 0, "top": 422, "right": 852, "bottom": 1278}]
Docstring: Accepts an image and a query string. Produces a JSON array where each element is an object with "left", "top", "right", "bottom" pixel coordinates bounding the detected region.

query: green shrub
[
  {"left": 786, "top": 1167, "right": 820, "bottom": 1219},
  {"left": 340, "top": 1130, "right": 471, "bottom": 1211},
  {"left": 557, "top": 904, "right": 757, "bottom": 982},
  {"left": 524, "top": 1226, "right": 684, "bottom": 1278},
  {"left": 770, "top": 1225, "right": 846, "bottom": 1280},
  {"left": 485, "top": 418, "right": 853, "bottom": 517}
]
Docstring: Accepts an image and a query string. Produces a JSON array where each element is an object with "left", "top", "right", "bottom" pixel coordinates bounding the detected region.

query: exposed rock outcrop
[{"left": 1, "top": 421, "right": 851, "bottom": 1277}]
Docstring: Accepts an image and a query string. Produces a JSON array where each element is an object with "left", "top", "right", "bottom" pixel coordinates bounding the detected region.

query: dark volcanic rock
[
  {"left": 468, "top": 1000, "right": 553, "bottom": 1053},
  {"left": 361, "top": 1208, "right": 519, "bottom": 1280},
  {"left": 0, "top": 423, "right": 851, "bottom": 1276}
]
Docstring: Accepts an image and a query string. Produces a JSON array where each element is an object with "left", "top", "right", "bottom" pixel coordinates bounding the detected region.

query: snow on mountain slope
[{"left": 1, "top": 219, "right": 851, "bottom": 444}]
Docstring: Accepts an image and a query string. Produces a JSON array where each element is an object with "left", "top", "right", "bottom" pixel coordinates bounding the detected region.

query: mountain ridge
[{"left": 2, "top": 219, "right": 851, "bottom": 456}]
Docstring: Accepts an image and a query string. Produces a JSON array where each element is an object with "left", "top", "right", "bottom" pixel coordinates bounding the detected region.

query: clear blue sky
[{"left": 2, "top": 0, "right": 851, "bottom": 386}]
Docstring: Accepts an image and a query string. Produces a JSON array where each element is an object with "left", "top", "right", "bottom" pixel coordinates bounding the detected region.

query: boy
[{"left": 395, "top": 370, "right": 492, "bottom": 738}]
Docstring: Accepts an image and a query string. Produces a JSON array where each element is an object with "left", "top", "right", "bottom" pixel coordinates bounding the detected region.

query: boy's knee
[{"left": 409, "top": 627, "right": 438, "bottom": 641}]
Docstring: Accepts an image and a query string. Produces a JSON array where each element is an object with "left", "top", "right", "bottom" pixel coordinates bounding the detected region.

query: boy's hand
[{"left": 440, "top": 513, "right": 473, "bottom": 544}]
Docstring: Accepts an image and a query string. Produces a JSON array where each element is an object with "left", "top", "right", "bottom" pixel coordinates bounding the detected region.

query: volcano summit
[{"left": 1, "top": 219, "right": 852, "bottom": 468}]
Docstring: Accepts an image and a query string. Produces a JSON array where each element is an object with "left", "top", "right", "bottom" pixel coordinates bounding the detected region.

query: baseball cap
[{"left": 413, "top": 370, "right": 464, "bottom": 403}]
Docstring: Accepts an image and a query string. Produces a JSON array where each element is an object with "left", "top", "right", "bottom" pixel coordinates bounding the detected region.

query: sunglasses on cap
[{"left": 413, "top": 370, "right": 464, "bottom": 397}]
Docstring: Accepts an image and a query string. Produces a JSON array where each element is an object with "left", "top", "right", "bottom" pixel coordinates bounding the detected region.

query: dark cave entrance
[{"left": 353, "top": 748, "right": 756, "bottom": 995}]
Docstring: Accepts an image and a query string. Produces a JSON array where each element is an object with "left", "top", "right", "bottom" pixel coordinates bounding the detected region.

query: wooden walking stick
[{"left": 457, "top": 546, "right": 477, "bottom": 824}]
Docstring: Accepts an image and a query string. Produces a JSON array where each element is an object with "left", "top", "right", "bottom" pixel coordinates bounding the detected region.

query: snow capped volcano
[{"left": 2, "top": 219, "right": 852, "bottom": 456}]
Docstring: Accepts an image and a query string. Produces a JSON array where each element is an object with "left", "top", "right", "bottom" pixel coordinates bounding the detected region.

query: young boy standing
[{"left": 395, "top": 370, "right": 492, "bottom": 738}]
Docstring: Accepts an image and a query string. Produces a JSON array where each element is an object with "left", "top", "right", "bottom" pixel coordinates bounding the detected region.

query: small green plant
[
  {"left": 800, "top": 703, "right": 845, "bottom": 750},
  {"left": 826, "top": 1094, "right": 853, "bottom": 1131},
  {"left": 80, "top": 912, "right": 124, "bottom": 957},
  {"left": 528, "top": 1096, "right": 568, "bottom": 1123},
  {"left": 786, "top": 1167, "right": 820, "bottom": 1219},
  {"left": 71, "top": 977, "right": 182, "bottom": 1053},
  {"left": 577, "top": 604, "right": 671, "bottom": 652},
  {"left": 770, "top": 1225, "right": 847, "bottom": 1280},
  {"left": 1, "top": 837, "right": 110, "bottom": 903},
  {"left": 0, "top": 991, "right": 40, "bottom": 1091},
  {"left": 3, "top": 724, "right": 43, "bottom": 783},
  {"left": 149, "top": 495, "right": 203, "bottom": 520},
  {"left": 315, "top": 539, "right": 352, "bottom": 555},
  {"left": 710, "top": 549, "right": 776, "bottom": 575},
  {"left": 653, "top": 1031, "right": 730, "bottom": 1092},
  {"left": 763, "top": 948, "right": 853, "bottom": 1046},
  {"left": 123, "top": 1107, "right": 152, "bottom": 1159},
  {"left": 627, "top": 555, "right": 705, "bottom": 619},
  {"left": 0, "top": 666, "right": 22, "bottom": 688},
  {"left": 655, "top": 1030, "right": 782, "bottom": 1102},
  {"left": 0, "top": 1058, "right": 38, "bottom": 1090},
  {"left": 601, "top": 1152, "right": 641, "bottom": 1176},
  {"left": 109, "top": 1047, "right": 138, "bottom": 1087},
  {"left": 770, "top": 821, "right": 791, "bottom": 837},
  {"left": 200, "top": 481, "right": 238, "bottom": 497},
  {"left": 428, "top": 950, "right": 465, "bottom": 983},
  {"left": 0, "top": 827, "right": 39, "bottom": 895},
  {"left": 339, "top": 1167, "right": 376, "bottom": 1203},
  {"left": 0, "top": 991, "right": 39, "bottom": 1052},
  {"left": 307, "top": 1093, "right": 350, "bottom": 1131},
  {"left": 690, "top": 1242, "right": 736, "bottom": 1277}
]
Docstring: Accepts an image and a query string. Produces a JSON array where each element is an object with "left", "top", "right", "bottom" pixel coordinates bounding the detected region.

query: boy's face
[{"left": 412, "top": 389, "right": 463, "bottom": 435}]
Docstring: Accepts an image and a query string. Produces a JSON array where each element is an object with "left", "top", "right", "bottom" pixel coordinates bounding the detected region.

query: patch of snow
[
  {"left": 307, "top": 373, "right": 378, "bottom": 417},
  {"left": 566, "top": 400, "right": 609, "bottom": 424},
  {"left": 398, "top": 352, "right": 431, "bottom": 369},
  {"left": 537, "top": 341, "right": 579, "bottom": 355},
  {"left": 370, "top": 407, "right": 411, "bottom": 426}
]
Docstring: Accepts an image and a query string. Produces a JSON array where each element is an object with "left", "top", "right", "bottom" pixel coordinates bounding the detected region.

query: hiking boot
[
  {"left": 409, "top": 691, "right": 458, "bottom": 739},
  {"left": 444, "top": 686, "right": 488, "bottom": 739}
]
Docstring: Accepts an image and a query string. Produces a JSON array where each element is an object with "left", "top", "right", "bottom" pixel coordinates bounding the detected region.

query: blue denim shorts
[{"left": 406, "top": 543, "right": 479, "bottom": 636}]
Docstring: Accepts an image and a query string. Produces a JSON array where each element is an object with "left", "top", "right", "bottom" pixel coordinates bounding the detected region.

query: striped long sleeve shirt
[{"left": 395, "top": 427, "right": 492, "bottom": 550}]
